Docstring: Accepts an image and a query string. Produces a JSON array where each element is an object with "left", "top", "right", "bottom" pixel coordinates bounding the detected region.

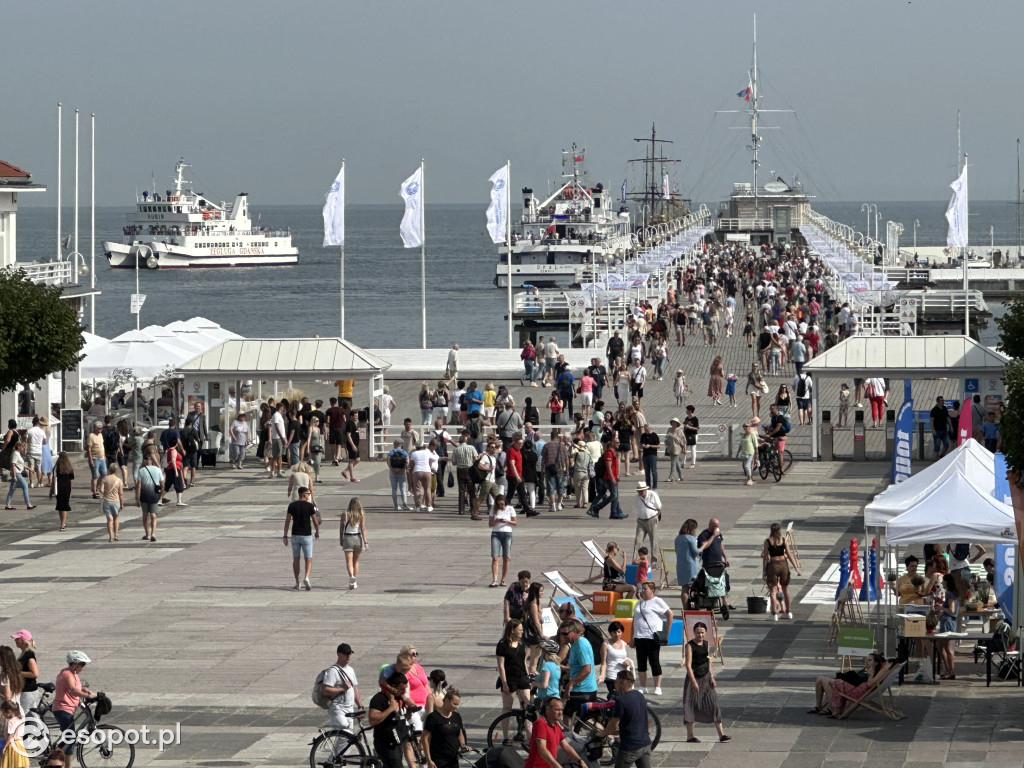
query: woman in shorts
[
  {"left": 761, "top": 522, "right": 801, "bottom": 620},
  {"left": 340, "top": 498, "right": 368, "bottom": 589}
]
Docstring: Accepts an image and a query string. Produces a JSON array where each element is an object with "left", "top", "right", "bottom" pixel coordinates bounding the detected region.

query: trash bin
[
  {"left": 853, "top": 410, "right": 866, "bottom": 461},
  {"left": 885, "top": 409, "right": 896, "bottom": 460}
]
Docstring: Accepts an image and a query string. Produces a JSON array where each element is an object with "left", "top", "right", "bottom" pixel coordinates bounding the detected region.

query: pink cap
[{"left": 10, "top": 629, "right": 32, "bottom": 642}]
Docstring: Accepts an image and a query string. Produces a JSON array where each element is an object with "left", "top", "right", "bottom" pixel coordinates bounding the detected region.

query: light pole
[
  {"left": 861, "top": 203, "right": 870, "bottom": 237},
  {"left": 913, "top": 219, "right": 919, "bottom": 254},
  {"left": 874, "top": 208, "right": 881, "bottom": 245},
  {"left": 133, "top": 245, "right": 157, "bottom": 330}
]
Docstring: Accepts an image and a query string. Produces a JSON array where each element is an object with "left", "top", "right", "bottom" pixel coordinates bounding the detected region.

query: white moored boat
[
  {"left": 495, "top": 147, "right": 633, "bottom": 289},
  {"left": 103, "top": 159, "right": 298, "bottom": 269}
]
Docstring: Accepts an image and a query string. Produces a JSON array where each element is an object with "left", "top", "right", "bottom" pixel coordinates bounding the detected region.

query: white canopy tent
[
  {"left": 866, "top": 439, "right": 999, "bottom": 528},
  {"left": 81, "top": 329, "right": 193, "bottom": 381}
]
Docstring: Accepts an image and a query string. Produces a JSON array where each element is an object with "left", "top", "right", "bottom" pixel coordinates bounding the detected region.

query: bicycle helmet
[
  {"left": 66, "top": 650, "right": 91, "bottom": 665},
  {"left": 539, "top": 639, "right": 560, "bottom": 655}
]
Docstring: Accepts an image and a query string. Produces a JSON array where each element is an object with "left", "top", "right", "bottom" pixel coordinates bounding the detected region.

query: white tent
[
  {"left": 885, "top": 474, "right": 1016, "bottom": 544},
  {"left": 865, "top": 439, "right": 997, "bottom": 528},
  {"left": 81, "top": 331, "right": 108, "bottom": 357},
  {"left": 165, "top": 318, "right": 242, "bottom": 350},
  {"left": 80, "top": 330, "right": 195, "bottom": 381}
]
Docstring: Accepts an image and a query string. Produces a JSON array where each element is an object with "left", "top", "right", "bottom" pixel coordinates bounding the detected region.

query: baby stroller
[{"left": 687, "top": 562, "right": 730, "bottom": 620}]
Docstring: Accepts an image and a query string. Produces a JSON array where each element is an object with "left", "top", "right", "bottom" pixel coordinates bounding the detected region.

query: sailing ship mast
[{"left": 626, "top": 124, "right": 681, "bottom": 232}]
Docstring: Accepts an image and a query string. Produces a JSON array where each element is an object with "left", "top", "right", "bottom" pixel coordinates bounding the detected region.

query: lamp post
[
  {"left": 875, "top": 209, "right": 881, "bottom": 245},
  {"left": 861, "top": 203, "right": 870, "bottom": 237},
  {"left": 913, "top": 219, "right": 920, "bottom": 253},
  {"left": 133, "top": 245, "right": 157, "bottom": 330}
]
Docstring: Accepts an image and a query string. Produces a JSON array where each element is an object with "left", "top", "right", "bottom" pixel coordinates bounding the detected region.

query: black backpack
[
  {"left": 796, "top": 375, "right": 808, "bottom": 398},
  {"left": 180, "top": 427, "right": 200, "bottom": 454},
  {"left": 469, "top": 454, "right": 490, "bottom": 484},
  {"left": 389, "top": 450, "right": 407, "bottom": 470},
  {"left": 101, "top": 426, "right": 120, "bottom": 455}
]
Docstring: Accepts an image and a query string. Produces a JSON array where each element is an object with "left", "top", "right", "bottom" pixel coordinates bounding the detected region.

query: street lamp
[
  {"left": 133, "top": 245, "right": 158, "bottom": 330},
  {"left": 874, "top": 209, "right": 881, "bottom": 244},
  {"left": 913, "top": 219, "right": 920, "bottom": 253},
  {"left": 861, "top": 203, "right": 871, "bottom": 237}
]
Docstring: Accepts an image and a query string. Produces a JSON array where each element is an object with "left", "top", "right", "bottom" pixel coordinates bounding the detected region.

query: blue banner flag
[
  {"left": 994, "top": 543, "right": 1015, "bottom": 623},
  {"left": 892, "top": 379, "right": 913, "bottom": 484}
]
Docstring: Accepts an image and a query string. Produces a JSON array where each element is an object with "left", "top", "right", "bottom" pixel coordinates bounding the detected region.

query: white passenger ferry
[
  {"left": 103, "top": 159, "right": 298, "bottom": 269},
  {"left": 494, "top": 147, "right": 633, "bottom": 289}
]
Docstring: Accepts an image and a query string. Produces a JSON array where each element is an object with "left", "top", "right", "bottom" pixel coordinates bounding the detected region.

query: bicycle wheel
[
  {"left": 21, "top": 709, "right": 58, "bottom": 757},
  {"left": 76, "top": 725, "right": 135, "bottom": 768},
  {"left": 309, "top": 729, "right": 366, "bottom": 768},
  {"left": 770, "top": 452, "right": 783, "bottom": 483},
  {"left": 781, "top": 450, "right": 793, "bottom": 473},
  {"left": 646, "top": 704, "right": 662, "bottom": 750},
  {"left": 757, "top": 454, "right": 769, "bottom": 479},
  {"left": 486, "top": 709, "right": 535, "bottom": 755}
]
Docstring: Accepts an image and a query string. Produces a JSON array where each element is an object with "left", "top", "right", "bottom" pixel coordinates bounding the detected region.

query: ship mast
[
  {"left": 750, "top": 17, "right": 760, "bottom": 216},
  {"left": 626, "top": 123, "right": 679, "bottom": 232}
]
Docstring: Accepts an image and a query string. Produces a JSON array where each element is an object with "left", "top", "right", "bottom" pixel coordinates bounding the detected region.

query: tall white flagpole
[
  {"left": 420, "top": 158, "right": 426, "bottom": 349},
  {"left": 344, "top": 156, "right": 348, "bottom": 339},
  {"left": 963, "top": 154, "right": 969, "bottom": 337},
  {"left": 56, "top": 104, "right": 62, "bottom": 261},
  {"left": 91, "top": 113, "right": 96, "bottom": 333},
  {"left": 506, "top": 160, "right": 513, "bottom": 349}
]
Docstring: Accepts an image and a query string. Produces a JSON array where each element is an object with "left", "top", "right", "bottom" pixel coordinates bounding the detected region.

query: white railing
[
  {"left": 716, "top": 218, "right": 774, "bottom": 231},
  {"left": 9, "top": 260, "right": 76, "bottom": 287}
]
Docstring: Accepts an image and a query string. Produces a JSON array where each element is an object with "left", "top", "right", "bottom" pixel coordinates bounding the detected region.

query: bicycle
[
  {"left": 484, "top": 694, "right": 539, "bottom": 755},
  {"left": 756, "top": 442, "right": 792, "bottom": 483},
  {"left": 570, "top": 697, "right": 661, "bottom": 766},
  {"left": 309, "top": 710, "right": 379, "bottom": 768},
  {"left": 27, "top": 683, "right": 136, "bottom": 768}
]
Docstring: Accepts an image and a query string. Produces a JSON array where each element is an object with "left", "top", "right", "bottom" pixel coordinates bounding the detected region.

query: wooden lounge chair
[
  {"left": 836, "top": 661, "right": 906, "bottom": 721},
  {"left": 581, "top": 540, "right": 606, "bottom": 584},
  {"left": 549, "top": 593, "right": 596, "bottom": 623},
  {"left": 658, "top": 547, "right": 677, "bottom": 590}
]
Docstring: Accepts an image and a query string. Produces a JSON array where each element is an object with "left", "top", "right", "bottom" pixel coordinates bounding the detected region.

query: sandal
[
  {"left": 499, "top": 581, "right": 507, "bottom": 587},
  {"left": 60, "top": 525, "right": 66, "bottom": 532},
  {"left": 806, "top": 707, "right": 824, "bottom": 715},
  {"left": 686, "top": 737, "right": 700, "bottom": 743},
  {"left": 3, "top": 506, "right": 13, "bottom": 510},
  {"left": 489, "top": 582, "right": 500, "bottom": 588}
]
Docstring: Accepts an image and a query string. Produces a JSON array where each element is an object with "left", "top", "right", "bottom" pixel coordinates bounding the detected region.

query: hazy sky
[{"left": 4, "top": 0, "right": 1024, "bottom": 207}]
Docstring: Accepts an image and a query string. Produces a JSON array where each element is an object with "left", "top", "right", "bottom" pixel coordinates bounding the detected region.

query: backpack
[
  {"left": 796, "top": 376, "right": 808, "bottom": 398},
  {"left": 469, "top": 454, "right": 490, "bottom": 484},
  {"left": 776, "top": 414, "right": 791, "bottom": 435},
  {"left": 583, "top": 624, "right": 605, "bottom": 663},
  {"left": 102, "top": 426, "right": 120, "bottom": 455},
  {"left": 951, "top": 543, "right": 971, "bottom": 562},
  {"left": 389, "top": 450, "right": 407, "bottom": 470},
  {"left": 312, "top": 664, "right": 342, "bottom": 709},
  {"left": 594, "top": 452, "right": 608, "bottom": 480},
  {"left": 433, "top": 431, "right": 449, "bottom": 458},
  {"left": 181, "top": 427, "right": 200, "bottom": 454}
]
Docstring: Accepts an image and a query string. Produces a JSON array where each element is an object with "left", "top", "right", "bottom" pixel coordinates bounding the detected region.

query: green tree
[
  {"left": 996, "top": 298, "right": 1024, "bottom": 478},
  {"left": 0, "top": 270, "right": 85, "bottom": 393}
]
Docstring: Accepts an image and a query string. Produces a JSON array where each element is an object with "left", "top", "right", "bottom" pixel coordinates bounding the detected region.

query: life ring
[{"left": 202, "top": 210, "right": 211, "bottom": 220}]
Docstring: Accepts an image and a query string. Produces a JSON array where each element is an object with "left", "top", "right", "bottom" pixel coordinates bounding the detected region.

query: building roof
[
  {"left": 804, "top": 335, "right": 1010, "bottom": 377},
  {"left": 176, "top": 338, "right": 392, "bottom": 377},
  {"left": 0, "top": 160, "right": 30, "bottom": 179}
]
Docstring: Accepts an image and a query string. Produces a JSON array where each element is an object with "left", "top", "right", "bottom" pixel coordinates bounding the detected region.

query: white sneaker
[
  {"left": 636, "top": 686, "right": 647, "bottom": 694},
  {"left": 176, "top": 501, "right": 188, "bottom": 507},
  {"left": 786, "top": 612, "right": 793, "bottom": 620},
  {"left": 351, "top": 580, "right": 358, "bottom": 589},
  {"left": 293, "top": 582, "right": 301, "bottom": 590},
  {"left": 348, "top": 580, "right": 355, "bottom": 590},
  {"left": 772, "top": 613, "right": 779, "bottom": 621},
  {"left": 427, "top": 506, "right": 434, "bottom": 512},
  {"left": 653, "top": 687, "right": 662, "bottom": 695},
  {"left": 302, "top": 577, "right": 311, "bottom": 591}
]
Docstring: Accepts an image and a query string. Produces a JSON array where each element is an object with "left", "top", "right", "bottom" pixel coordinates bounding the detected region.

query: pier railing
[
  {"left": 716, "top": 217, "right": 774, "bottom": 231},
  {"left": 7, "top": 260, "right": 76, "bottom": 287}
]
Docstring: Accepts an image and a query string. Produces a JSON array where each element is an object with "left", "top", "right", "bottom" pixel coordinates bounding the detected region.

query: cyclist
[
  {"left": 52, "top": 651, "right": 95, "bottom": 768},
  {"left": 524, "top": 696, "right": 584, "bottom": 768},
  {"left": 764, "top": 404, "right": 790, "bottom": 470},
  {"left": 321, "top": 643, "right": 360, "bottom": 731},
  {"left": 599, "top": 669, "right": 652, "bottom": 768}
]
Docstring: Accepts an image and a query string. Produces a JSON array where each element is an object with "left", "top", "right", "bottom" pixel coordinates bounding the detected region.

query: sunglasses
[{"left": 408, "top": 651, "right": 419, "bottom": 657}]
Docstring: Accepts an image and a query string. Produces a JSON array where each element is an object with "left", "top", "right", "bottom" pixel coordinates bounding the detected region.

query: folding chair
[
  {"left": 581, "top": 540, "right": 606, "bottom": 584},
  {"left": 836, "top": 661, "right": 906, "bottom": 721},
  {"left": 658, "top": 547, "right": 677, "bottom": 590},
  {"left": 549, "top": 593, "right": 596, "bottom": 623}
]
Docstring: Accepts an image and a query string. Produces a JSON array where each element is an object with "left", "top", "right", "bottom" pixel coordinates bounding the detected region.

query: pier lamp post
[
  {"left": 913, "top": 219, "right": 920, "bottom": 253},
  {"left": 874, "top": 209, "right": 881, "bottom": 244},
  {"left": 861, "top": 203, "right": 870, "bottom": 236}
]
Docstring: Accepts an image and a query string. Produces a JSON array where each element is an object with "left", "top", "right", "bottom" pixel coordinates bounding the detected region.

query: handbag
[
  {"left": 447, "top": 472, "right": 455, "bottom": 488},
  {"left": 638, "top": 598, "right": 667, "bottom": 645},
  {"left": 759, "top": 381, "right": 769, "bottom": 394}
]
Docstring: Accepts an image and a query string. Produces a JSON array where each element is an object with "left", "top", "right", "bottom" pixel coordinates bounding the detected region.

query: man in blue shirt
[
  {"left": 465, "top": 381, "right": 484, "bottom": 418},
  {"left": 560, "top": 618, "right": 597, "bottom": 720},
  {"left": 601, "top": 670, "right": 651, "bottom": 767},
  {"left": 981, "top": 412, "right": 1000, "bottom": 452},
  {"left": 386, "top": 440, "right": 411, "bottom": 510}
]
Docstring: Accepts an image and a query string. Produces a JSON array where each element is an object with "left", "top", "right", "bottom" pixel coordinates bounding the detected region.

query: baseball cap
[
  {"left": 10, "top": 629, "right": 32, "bottom": 642},
  {"left": 336, "top": 643, "right": 354, "bottom": 655}
]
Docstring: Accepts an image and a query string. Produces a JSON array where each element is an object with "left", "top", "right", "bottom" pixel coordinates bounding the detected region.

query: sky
[{"left": 4, "top": 0, "right": 1024, "bottom": 207}]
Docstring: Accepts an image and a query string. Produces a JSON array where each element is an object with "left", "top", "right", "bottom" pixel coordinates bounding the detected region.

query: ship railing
[{"left": 7, "top": 260, "right": 76, "bottom": 287}]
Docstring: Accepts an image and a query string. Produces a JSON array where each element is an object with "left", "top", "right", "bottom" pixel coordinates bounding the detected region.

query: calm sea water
[{"left": 13, "top": 200, "right": 1022, "bottom": 347}]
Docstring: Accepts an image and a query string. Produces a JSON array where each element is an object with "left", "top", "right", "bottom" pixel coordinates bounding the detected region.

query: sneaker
[
  {"left": 610, "top": 512, "right": 628, "bottom": 519},
  {"left": 786, "top": 612, "right": 793, "bottom": 620},
  {"left": 653, "top": 687, "right": 662, "bottom": 696},
  {"left": 402, "top": 505, "right": 413, "bottom": 511},
  {"left": 772, "top": 613, "right": 779, "bottom": 622},
  {"left": 426, "top": 506, "right": 434, "bottom": 512},
  {"left": 352, "top": 580, "right": 358, "bottom": 589},
  {"left": 636, "top": 686, "right": 647, "bottom": 694},
  {"left": 586, "top": 508, "right": 599, "bottom": 518},
  {"left": 176, "top": 501, "right": 188, "bottom": 507},
  {"left": 302, "top": 578, "right": 311, "bottom": 591},
  {"left": 293, "top": 582, "right": 301, "bottom": 590}
]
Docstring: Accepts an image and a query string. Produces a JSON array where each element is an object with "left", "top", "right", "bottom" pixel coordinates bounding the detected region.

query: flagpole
[
  {"left": 420, "top": 158, "right": 426, "bottom": 349},
  {"left": 344, "top": 157, "right": 348, "bottom": 337},
  {"left": 963, "top": 154, "right": 969, "bottom": 338},
  {"left": 506, "top": 160, "right": 513, "bottom": 349}
]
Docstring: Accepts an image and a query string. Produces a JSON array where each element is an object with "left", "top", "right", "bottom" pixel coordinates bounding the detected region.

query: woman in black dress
[
  {"left": 495, "top": 619, "right": 531, "bottom": 745},
  {"left": 54, "top": 451, "right": 75, "bottom": 532},
  {"left": 683, "top": 622, "right": 728, "bottom": 743}
]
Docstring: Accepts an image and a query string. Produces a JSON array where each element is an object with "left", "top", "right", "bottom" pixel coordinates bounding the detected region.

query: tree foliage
[
  {"left": 0, "top": 270, "right": 85, "bottom": 393},
  {"left": 997, "top": 296, "right": 1024, "bottom": 479}
]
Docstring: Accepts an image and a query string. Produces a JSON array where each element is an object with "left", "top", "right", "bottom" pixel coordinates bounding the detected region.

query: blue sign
[
  {"left": 965, "top": 378, "right": 979, "bottom": 393},
  {"left": 994, "top": 543, "right": 1015, "bottom": 623},
  {"left": 994, "top": 452, "right": 1011, "bottom": 505},
  {"left": 892, "top": 379, "right": 913, "bottom": 484}
]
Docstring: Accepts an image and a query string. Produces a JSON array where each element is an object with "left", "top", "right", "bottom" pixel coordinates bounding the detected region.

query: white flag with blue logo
[
  {"left": 945, "top": 165, "right": 968, "bottom": 248},
  {"left": 400, "top": 166, "right": 424, "bottom": 248},
  {"left": 322, "top": 164, "right": 345, "bottom": 247},
  {"left": 662, "top": 173, "right": 671, "bottom": 200},
  {"left": 486, "top": 164, "right": 509, "bottom": 244}
]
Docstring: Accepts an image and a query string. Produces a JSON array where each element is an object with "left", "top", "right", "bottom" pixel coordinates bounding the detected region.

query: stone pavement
[{"left": 1, "top": 446, "right": 1022, "bottom": 767}]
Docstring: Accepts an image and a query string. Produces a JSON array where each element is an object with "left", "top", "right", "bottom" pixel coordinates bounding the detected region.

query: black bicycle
[
  {"left": 309, "top": 711, "right": 377, "bottom": 768},
  {"left": 757, "top": 442, "right": 792, "bottom": 482},
  {"left": 27, "top": 683, "right": 135, "bottom": 768}
]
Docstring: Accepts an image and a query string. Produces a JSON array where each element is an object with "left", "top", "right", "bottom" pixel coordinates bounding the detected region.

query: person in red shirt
[
  {"left": 505, "top": 437, "right": 537, "bottom": 517},
  {"left": 587, "top": 434, "right": 627, "bottom": 519},
  {"left": 524, "top": 697, "right": 583, "bottom": 768}
]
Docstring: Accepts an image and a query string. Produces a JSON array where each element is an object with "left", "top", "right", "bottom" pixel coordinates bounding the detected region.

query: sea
[{"left": 13, "top": 200, "right": 1022, "bottom": 348}]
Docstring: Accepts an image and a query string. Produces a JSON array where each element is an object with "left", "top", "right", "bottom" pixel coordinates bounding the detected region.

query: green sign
[{"left": 836, "top": 626, "right": 875, "bottom": 657}]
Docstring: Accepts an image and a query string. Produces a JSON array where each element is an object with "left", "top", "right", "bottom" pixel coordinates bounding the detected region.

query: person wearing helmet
[
  {"left": 531, "top": 640, "right": 561, "bottom": 699},
  {"left": 53, "top": 652, "right": 95, "bottom": 766}
]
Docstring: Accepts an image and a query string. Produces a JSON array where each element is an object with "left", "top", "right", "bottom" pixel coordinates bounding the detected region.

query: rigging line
[
  {"left": 684, "top": 118, "right": 736, "bottom": 200},
  {"left": 689, "top": 142, "right": 743, "bottom": 203}
]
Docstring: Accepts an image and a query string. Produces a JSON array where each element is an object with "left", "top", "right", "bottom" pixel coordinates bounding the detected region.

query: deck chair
[
  {"left": 549, "top": 594, "right": 596, "bottom": 623},
  {"left": 658, "top": 547, "right": 677, "bottom": 590},
  {"left": 582, "top": 540, "right": 606, "bottom": 584},
  {"left": 836, "top": 661, "right": 906, "bottom": 721}
]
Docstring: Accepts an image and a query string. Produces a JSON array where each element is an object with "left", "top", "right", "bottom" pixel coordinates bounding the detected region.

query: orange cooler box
[{"left": 591, "top": 591, "right": 617, "bottom": 615}]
